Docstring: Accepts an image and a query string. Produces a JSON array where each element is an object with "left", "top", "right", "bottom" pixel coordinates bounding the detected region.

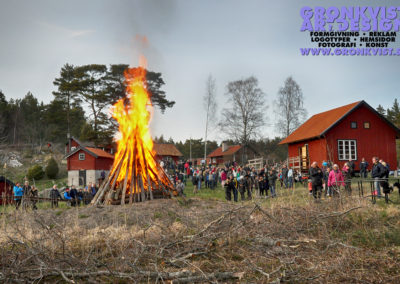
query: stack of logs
[{"left": 91, "top": 149, "right": 174, "bottom": 205}]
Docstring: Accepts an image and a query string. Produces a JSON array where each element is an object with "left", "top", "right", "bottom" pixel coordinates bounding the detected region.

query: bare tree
[
  {"left": 275, "top": 76, "right": 307, "bottom": 138},
  {"left": 219, "top": 76, "right": 266, "bottom": 162},
  {"left": 203, "top": 74, "right": 217, "bottom": 161}
]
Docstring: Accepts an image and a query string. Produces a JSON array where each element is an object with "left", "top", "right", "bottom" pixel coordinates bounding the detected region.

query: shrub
[
  {"left": 27, "top": 165, "right": 45, "bottom": 181},
  {"left": 45, "top": 158, "right": 59, "bottom": 179}
]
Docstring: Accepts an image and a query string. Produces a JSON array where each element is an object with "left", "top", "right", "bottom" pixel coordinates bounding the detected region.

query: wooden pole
[
  {"left": 120, "top": 150, "right": 131, "bottom": 205},
  {"left": 129, "top": 164, "right": 136, "bottom": 204}
]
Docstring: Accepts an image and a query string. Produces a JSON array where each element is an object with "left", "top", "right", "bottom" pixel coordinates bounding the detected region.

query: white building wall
[
  {"left": 86, "top": 170, "right": 96, "bottom": 186},
  {"left": 68, "top": 169, "right": 110, "bottom": 187},
  {"left": 68, "top": 170, "right": 79, "bottom": 187}
]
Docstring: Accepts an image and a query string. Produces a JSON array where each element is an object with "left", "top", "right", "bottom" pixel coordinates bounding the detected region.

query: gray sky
[{"left": 0, "top": 0, "right": 399, "bottom": 142}]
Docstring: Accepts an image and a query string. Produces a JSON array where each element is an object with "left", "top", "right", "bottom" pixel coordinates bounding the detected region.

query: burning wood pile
[{"left": 92, "top": 62, "right": 174, "bottom": 205}]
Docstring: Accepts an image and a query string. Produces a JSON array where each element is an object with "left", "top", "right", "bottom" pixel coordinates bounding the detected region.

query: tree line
[
  {"left": 154, "top": 135, "right": 287, "bottom": 162},
  {"left": 0, "top": 64, "right": 175, "bottom": 147}
]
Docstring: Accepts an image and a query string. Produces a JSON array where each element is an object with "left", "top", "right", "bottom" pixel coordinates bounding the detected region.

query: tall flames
[{"left": 92, "top": 59, "right": 173, "bottom": 205}]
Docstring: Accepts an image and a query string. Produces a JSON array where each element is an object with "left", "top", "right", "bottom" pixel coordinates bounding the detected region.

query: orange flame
[{"left": 109, "top": 59, "right": 171, "bottom": 197}]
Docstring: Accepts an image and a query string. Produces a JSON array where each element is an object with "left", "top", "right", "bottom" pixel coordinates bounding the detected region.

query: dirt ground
[{"left": 0, "top": 196, "right": 399, "bottom": 283}]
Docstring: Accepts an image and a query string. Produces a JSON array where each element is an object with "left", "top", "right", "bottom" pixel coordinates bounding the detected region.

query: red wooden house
[
  {"left": 279, "top": 101, "right": 400, "bottom": 172},
  {"left": 207, "top": 142, "right": 259, "bottom": 165},
  {"left": 0, "top": 176, "right": 14, "bottom": 205},
  {"left": 65, "top": 137, "right": 114, "bottom": 187},
  {"left": 153, "top": 143, "right": 183, "bottom": 164}
]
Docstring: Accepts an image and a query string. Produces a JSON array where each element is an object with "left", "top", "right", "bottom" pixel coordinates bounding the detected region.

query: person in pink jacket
[{"left": 328, "top": 164, "right": 344, "bottom": 196}]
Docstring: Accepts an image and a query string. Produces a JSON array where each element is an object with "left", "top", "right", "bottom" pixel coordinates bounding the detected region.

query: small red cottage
[
  {"left": 0, "top": 176, "right": 14, "bottom": 205},
  {"left": 207, "top": 142, "right": 258, "bottom": 165},
  {"left": 66, "top": 138, "right": 114, "bottom": 187},
  {"left": 279, "top": 101, "right": 400, "bottom": 172},
  {"left": 153, "top": 143, "right": 183, "bottom": 164}
]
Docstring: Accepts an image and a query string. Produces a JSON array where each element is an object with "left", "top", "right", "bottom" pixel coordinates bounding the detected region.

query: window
[
  {"left": 363, "top": 122, "right": 370, "bottom": 129},
  {"left": 78, "top": 153, "right": 85, "bottom": 161},
  {"left": 350, "top": 121, "right": 357, "bottom": 129},
  {"left": 71, "top": 146, "right": 76, "bottom": 151},
  {"left": 338, "top": 140, "right": 357, "bottom": 160}
]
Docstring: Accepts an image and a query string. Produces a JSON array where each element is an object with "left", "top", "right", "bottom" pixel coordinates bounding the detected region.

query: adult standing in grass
[
  {"left": 221, "top": 169, "right": 227, "bottom": 187},
  {"left": 13, "top": 182, "right": 23, "bottom": 210},
  {"left": 287, "top": 167, "right": 294, "bottom": 190},
  {"left": 360, "top": 158, "right": 368, "bottom": 178},
  {"left": 323, "top": 167, "right": 331, "bottom": 196},
  {"left": 22, "top": 181, "right": 31, "bottom": 209},
  {"left": 371, "top": 157, "right": 384, "bottom": 198},
  {"left": 282, "top": 165, "right": 289, "bottom": 189},
  {"left": 342, "top": 163, "right": 352, "bottom": 195},
  {"left": 30, "top": 186, "right": 38, "bottom": 210},
  {"left": 83, "top": 187, "right": 92, "bottom": 205},
  {"left": 348, "top": 159, "right": 356, "bottom": 177},
  {"left": 50, "top": 184, "right": 62, "bottom": 208},
  {"left": 69, "top": 185, "right": 78, "bottom": 207},
  {"left": 380, "top": 161, "right": 390, "bottom": 196},
  {"left": 197, "top": 170, "right": 203, "bottom": 190},
  {"left": 309, "top": 162, "right": 323, "bottom": 200},
  {"left": 268, "top": 168, "right": 277, "bottom": 198},
  {"left": 224, "top": 175, "right": 238, "bottom": 202}
]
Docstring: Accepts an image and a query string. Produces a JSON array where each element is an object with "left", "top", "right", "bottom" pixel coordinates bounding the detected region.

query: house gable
[
  {"left": 325, "top": 103, "right": 398, "bottom": 167},
  {"left": 280, "top": 100, "right": 400, "bottom": 145}
]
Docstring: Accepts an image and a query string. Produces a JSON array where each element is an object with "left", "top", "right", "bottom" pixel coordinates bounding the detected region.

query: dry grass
[{"left": 0, "top": 193, "right": 400, "bottom": 283}]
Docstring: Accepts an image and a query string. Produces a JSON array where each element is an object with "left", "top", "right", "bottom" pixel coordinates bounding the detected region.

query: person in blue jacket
[
  {"left": 13, "top": 182, "right": 24, "bottom": 210},
  {"left": 63, "top": 187, "right": 72, "bottom": 203}
]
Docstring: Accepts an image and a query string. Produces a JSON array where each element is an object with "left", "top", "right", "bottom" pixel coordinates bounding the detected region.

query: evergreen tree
[
  {"left": 53, "top": 64, "right": 81, "bottom": 138},
  {"left": 45, "top": 157, "right": 59, "bottom": 179},
  {"left": 74, "top": 64, "right": 108, "bottom": 144},
  {"left": 376, "top": 104, "right": 386, "bottom": 116},
  {"left": 106, "top": 64, "right": 175, "bottom": 112},
  {"left": 387, "top": 99, "right": 400, "bottom": 127}
]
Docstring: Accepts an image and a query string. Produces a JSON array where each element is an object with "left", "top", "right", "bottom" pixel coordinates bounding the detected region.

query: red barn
[
  {"left": 66, "top": 145, "right": 114, "bottom": 187},
  {"left": 279, "top": 101, "right": 400, "bottom": 172}
]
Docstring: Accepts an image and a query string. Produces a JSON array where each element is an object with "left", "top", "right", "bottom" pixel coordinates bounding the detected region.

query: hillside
[{"left": 0, "top": 144, "right": 68, "bottom": 188}]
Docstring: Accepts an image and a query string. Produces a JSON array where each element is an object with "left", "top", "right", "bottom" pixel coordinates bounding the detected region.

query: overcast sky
[{"left": 0, "top": 0, "right": 399, "bottom": 143}]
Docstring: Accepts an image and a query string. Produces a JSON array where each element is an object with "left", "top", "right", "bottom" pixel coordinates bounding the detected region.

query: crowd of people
[
  {"left": 12, "top": 182, "right": 99, "bottom": 210},
  {"left": 167, "top": 160, "right": 306, "bottom": 202},
  {"left": 308, "top": 156, "right": 391, "bottom": 200},
  {"left": 167, "top": 156, "right": 393, "bottom": 202},
  {"left": 11, "top": 156, "right": 394, "bottom": 209}
]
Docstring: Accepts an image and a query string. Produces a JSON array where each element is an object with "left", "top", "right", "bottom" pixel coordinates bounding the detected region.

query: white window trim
[
  {"left": 78, "top": 153, "right": 85, "bottom": 161},
  {"left": 337, "top": 140, "right": 357, "bottom": 161}
]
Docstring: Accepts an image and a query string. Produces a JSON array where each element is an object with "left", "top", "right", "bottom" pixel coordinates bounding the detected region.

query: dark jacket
[
  {"left": 360, "top": 161, "right": 369, "bottom": 171},
  {"left": 268, "top": 171, "right": 277, "bottom": 184},
  {"left": 224, "top": 179, "right": 236, "bottom": 191},
  {"left": 70, "top": 188, "right": 78, "bottom": 199},
  {"left": 371, "top": 162, "right": 384, "bottom": 178},
  {"left": 348, "top": 161, "right": 356, "bottom": 172},
  {"left": 282, "top": 167, "right": 288, "bottom": 179},
  {"left": 90, "top": 186, "right": 97, "bottom": 196},
  {"left": 50, "top": 188, "right": 61, "bottom": 200},
  {"left": 309, "top": 167, "right": 323, "bottom": 186}
]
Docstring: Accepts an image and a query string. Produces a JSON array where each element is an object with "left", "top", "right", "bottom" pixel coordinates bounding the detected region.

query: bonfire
[{"left": 92, "top": 58, "right": 174, "bottom": 205}]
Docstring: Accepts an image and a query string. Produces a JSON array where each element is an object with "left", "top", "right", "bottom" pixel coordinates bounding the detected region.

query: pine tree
[
  {"left": 376, "top": 104, "right": 386, "bottom": 116},
  {"left": 387, "top": 99, "right": 400, "bottom": 127}
]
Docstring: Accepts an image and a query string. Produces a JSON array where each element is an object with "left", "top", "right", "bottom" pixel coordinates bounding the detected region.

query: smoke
[{"left": 104, "top": 0, "right": 178, "bottom": 69}]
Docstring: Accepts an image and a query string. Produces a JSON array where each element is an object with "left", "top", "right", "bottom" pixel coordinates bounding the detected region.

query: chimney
[{"left": 222, "top": 141, "right": 229, "bottom": 152}]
